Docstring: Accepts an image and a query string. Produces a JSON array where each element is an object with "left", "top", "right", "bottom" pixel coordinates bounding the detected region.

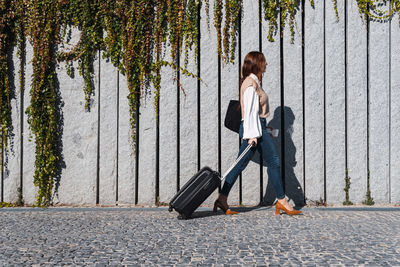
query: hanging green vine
[
  {"left": 343, "top": 168, "right": 353, "bottom": 205},
  {"left": 215, "top": 0, "right": 242, "bottom": 63},
  {"left": 259, "top": 0, "right": 315, "bottom": 44},
  {"left": 214, "top": 0, "right": 223, "bottom": 57},
  {"left": 13, "top": 0, "right": 26, "bottom": 99},
  {"left": 182, "top": 0, "right": 199, "bottom": 68},
  {"left": 101, "top": 0, "right": 200, "bottom": 151},
  {"left": 362, "top": 170, "right": 375, "bottom": 205},
  {"left": 25, "top": 0, "right": 64, "bottom": 207},
  {"left": 58, "top": 0, "right": 104, "bottom": 112},
  {"left": 151, "top": 2, "right": 165, "bottom": 123},
  {"left": 0, "top": 0, "right": 16, "bottom": 163},
  {"left": 262, "top": 0, "right": 279, "bottom": 42},
  {"left": 102, "top": 1, "right": 157, "bottom": 154},
  {"left": 357, "top": 0, "right": 387, "bottom": 24},
  {"left": 332, "top": 0, "right": 339, "bottom": 21},
  {"left": 228, "top": 0, "right": 242, "bottom": 63},
  {"left": 335, "top": 0, "right": 400, "bottom": 26}
]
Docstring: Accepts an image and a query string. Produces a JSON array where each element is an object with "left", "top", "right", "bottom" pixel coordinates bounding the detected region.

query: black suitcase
[{"left": 169, "top": 142, "right": 254, "bottom": 219}]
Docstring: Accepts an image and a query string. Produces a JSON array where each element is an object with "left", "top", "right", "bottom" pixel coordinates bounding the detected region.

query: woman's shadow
[{"left": 250, "top": 106, "right": 305, "bottom": 208}]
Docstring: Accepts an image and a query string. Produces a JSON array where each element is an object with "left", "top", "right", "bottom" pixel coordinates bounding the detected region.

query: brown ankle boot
[{"left": 213, "top": 194, "right": 238, "bottom": 215}]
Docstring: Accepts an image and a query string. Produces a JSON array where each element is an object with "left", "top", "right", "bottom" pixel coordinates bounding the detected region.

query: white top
[{"left": 242, "top": 73, "right": 262, "bottom": 139}]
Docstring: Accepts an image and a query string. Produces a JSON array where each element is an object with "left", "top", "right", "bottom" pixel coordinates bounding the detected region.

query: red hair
[{"left": 240, "top": 51, "right": 266, "bottom": 87}]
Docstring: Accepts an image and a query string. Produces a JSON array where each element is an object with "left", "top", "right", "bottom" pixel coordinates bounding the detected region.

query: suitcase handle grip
[{"left": 221, "top": 142, "right": 254, "bottom": 182}]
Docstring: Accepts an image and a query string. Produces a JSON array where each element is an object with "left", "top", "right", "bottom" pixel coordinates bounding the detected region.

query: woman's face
[{"left": 261, "top": 62, "right": 266, "bottom": 77}]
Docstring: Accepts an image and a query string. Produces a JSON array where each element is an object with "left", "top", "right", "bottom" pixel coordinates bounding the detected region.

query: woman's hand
[{"left": 248, "top": 138, "right": 257, "bottom": 147}]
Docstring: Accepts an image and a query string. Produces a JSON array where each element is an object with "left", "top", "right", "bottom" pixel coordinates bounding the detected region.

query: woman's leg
[
  {"left": 220, "top": 138, "right": 257, "bottom": 196},
  {"left": 258, "top": 126, "right": 285, "bottom": 200},
  {"left": 258, "top": 129, "right": 300, "bottom": 213}
]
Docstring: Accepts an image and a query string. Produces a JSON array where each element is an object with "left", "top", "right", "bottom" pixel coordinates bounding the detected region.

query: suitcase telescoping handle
[{"left": 220, "top": 141, "right": 255, "bottom": 182}]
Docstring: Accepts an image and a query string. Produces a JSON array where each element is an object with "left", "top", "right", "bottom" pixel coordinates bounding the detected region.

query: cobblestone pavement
[{"left": 1, "top": 206, "right": 400, "bottom": 266}]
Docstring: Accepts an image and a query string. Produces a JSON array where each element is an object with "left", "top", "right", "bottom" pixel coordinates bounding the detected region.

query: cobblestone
[{"left": 0, "top": 207, "right": 399, "bottom": 266}]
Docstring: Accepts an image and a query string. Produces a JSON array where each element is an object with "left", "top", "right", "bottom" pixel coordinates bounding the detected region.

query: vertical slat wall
[
  {"left": 325, "top": 0, "right": 346, "bottom": 203},
  {"left": 179, "top": 47, "right": 198, "bottom": 190},
  {"left": 159, "top": 45, "right": 178, "bottom": 204},
  {"left": 117, "top": 72, "right": 135, "bottom": 204},
  {"left": 99, "top": 55, "right": 118, "bottom": 204},
  {"left": 262, "top": 2, "right": 282, "bottom": 205},
  {"left": 22, "top": 42, "right": 36, "bottom": 204},
  {"left": 55, "top": 29, "right": 98, "bottom": 204},
  {"left": 282, "top": 2, "right": 304, "bottom": 207},
  {"left": 240, "top": 0, "right": 261, "bottom": 206},
  {"left": 3, "top": 1, "right": 400, "bottom": 206},
  {"left": 369, "top": 3, "right": 390, "bottom": 204},
  {"left": 200, "top": 1, "right": 219, "bottom": 207},
  {"left": 347, "top": 0, "right": 368, "bottom": 203},
  {"left": 304, "top": 0, "right": 325, "bottom": 202},
  {"left": 391, "top": 13, "right": 400, "bottom": 203},
  {"left": 3, "top": 48, "right": 21, "bottom": 203},
  {"left": 221, "top": 33, "right": 240, "bottom": 205},
  {"left": 137, "top": 89, "right": 157, "bottom": 205}
]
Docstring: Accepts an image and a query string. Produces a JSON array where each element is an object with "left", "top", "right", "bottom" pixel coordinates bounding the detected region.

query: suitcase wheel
[
  {"left": 168, "top": 206, "right": 173, "bottom": 212},
  {"left": 178, "top": 213, "right": 189, "bottom": 220}
]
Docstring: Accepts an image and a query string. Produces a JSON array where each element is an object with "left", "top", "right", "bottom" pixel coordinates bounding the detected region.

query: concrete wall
[{"left": 1, "top": 0, "right": 399, "bottom": 206}]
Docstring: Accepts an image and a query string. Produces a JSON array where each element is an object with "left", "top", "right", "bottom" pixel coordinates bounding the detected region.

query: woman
[{"left": 214, "top": 51, "right": 302, "bottom": 216}]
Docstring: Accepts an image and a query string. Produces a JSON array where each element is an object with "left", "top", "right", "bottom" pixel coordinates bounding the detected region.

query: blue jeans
[{"left": 221, "top": 117, "right": 285, "bottom": 199}]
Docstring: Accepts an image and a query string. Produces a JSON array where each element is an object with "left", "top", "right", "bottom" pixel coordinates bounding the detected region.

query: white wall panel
[
  {"left": 240, "top": 0, "right": 261, "bottom": 206},
  {"left": 282, "top": 4, "right": 305, "bottom": 207},
  {"left": 179, "top": 47, "right": 198, "bottom": 190},
  {"left": 221, "top": 32, "right": 240, "bottom": 207},
  {"left": 3, "top": 48, "right": 21, "bottom": 203},
  {"left": 159, "top": 45, "right": 178, "bottom": 204},
  {"left": 137, "top": 91, "right": 157, "bottom": 205},
  {"left": 22, "top": 42, "right": 36, "bottom": 205},
  {"left": 347, "top": 0, "right": 368, "bottom": 203},
  {"left": 55, "top": 29, "right": 98, "bottom": 204},
  {"left": 304, "top": 0, "right": 325, "bottom": 202},
  {"left": 200, "top": 0, "right": 219, "bottom": 207},
  {"left": 99, "top": 56, "right": 118, "bottom": 204},
  {"left": 391, "top": 13, "right": 400, "bottom": 204},
  {"left": 117, "top": 72, "right": 135, "bottom": 204},
  {"left": 325, "top": 0, "right": 346, "bottom": 204},
  {"left": 369, "top": 3, "right": 390, "bottom": 203}
]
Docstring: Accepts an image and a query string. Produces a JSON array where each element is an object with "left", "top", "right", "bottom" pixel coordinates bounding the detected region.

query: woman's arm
[{"left": 242, "top": 86, "right": 262, "bottom": 145}]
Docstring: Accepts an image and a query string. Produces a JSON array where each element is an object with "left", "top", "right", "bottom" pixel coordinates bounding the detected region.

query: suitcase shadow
[
  {"left": 230, "top": 205, "right": 274, "bottom": 213},
  {"left": 181, "top": 205, "right": 274, "bottom": 220}
]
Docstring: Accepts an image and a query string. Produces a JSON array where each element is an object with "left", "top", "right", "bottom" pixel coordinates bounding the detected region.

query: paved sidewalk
[{"left": 1, "top": 206, "right": 399, "bottom": 266}]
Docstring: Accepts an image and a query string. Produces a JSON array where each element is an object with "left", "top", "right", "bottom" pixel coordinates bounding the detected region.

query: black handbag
[{"left": 224, "top": 100, "right": 241, "bottom": 133}]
